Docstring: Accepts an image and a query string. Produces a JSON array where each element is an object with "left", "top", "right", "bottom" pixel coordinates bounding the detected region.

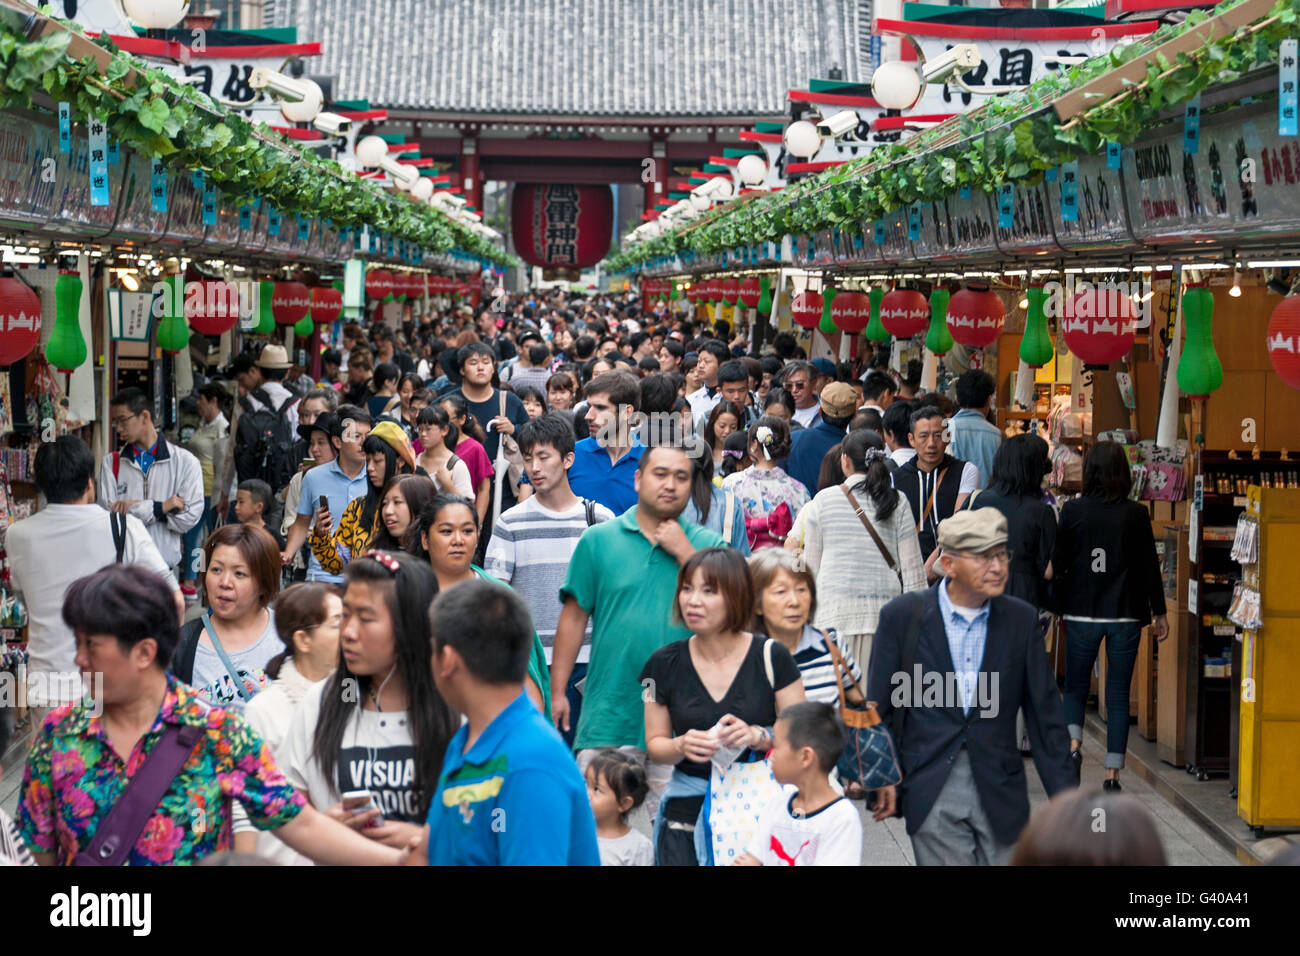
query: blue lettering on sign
[
  {"left": 873, "top": 220, "right": 885, "bottom": 245},
  {"left": 151, "top": 158, "right": 167, "bottom": 213},
  {"left": 88, "top": 116, "right": 109, "bottom": 207},
  {"left": 1059, "top": 161, "right": 1079, "bottom": 223},
  {"left": 997, "top": 185, "right": 1014, "bottom": 229},
  {"left": 238, "top": 204, "right": 251, "bottom": 229},
  {"left": 58, "top": 102, "right": 71, "bottom": 153},
  {"left": 1106, "top": 141, "right": 1121, "bottom": 170},
  {"left": 1282, "top": 40, "right": 1298, "bottom": 137},
  {"left": 267, "top": 206, "right": 280, "bottom": 236},
  {"left": 1183, "top": 93, "right": 1202, "bottom": 155}
]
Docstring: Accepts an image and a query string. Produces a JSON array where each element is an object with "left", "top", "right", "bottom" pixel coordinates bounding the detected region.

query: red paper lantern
[
  {"left": 719, "top": 278, "right": 739, "bottom": 305},
  {"left": 831, "top": 290, "right": 872, "bottom": 334},
  {"left": 879, "top": 288, "right": 929, "bottom": 338},
  {"left": 946, "top": 287, "right": 1005, "bottom": 349},
  {"left": 1062, "top": 288, "right": 1137, "bottom": 366},
  {"left": 365, "top": 269, "right": 395, "bottom": 301},
  {"left": 185, "top": 279, "right": 242, "bottom": 336},
  {"left": 738, "top": 277, "right": 761, "bottom": 309},
  {"left": 510, "top": 184, "right": 613, "bottom": 269},
  {"left": 310, "top": 286, "right": 343, "bottom": 324},
  {"left": 0, "top": 276, "right": 41, "bottom": 366},
  {"left": 1267, "top": 295, "right": 1300, "bottom": 389},
  {"left": 791, "top": 290, "right": 823, "bottom": 330},
  {"left": 271, "top": 281, "right": 311, "bottom": 326}
]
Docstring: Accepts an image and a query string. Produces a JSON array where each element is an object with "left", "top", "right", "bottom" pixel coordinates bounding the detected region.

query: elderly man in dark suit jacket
[{"left": 867, "top": 509, "right": 1076, "bottom": 865}]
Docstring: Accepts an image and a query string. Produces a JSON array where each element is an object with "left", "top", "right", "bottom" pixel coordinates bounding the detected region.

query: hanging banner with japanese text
[{"left": 510, "top": 184, "right": 613, "bottom": 270}]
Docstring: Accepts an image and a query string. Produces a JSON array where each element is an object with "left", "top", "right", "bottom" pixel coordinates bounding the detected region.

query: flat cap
[
  {"left": 937, "top": 508, "right": 1009, "bottom": 555},
  {"left": 819, "top": 381, "right": 858, "bottom": 419}
]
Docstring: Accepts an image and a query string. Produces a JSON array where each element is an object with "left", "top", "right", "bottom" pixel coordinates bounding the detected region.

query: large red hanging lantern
[
  {"left": 719, "top": 278, "right": 739, "bottom": 306},
  {"left": 879, "top": 288, "right": 929, "bottom": 338},
  {"left": 946, "top": 287, "right": 1006, "bottom": 349},
  {"left": 0, "top": 276, "right": 41, "bottom": 366},
  {"left": 1267, "top": 295, "right": 1300, "bottom": 389},
  {"left": 737, "top": 277, "right": 761, "bottom": 309},
  {"left": 791, "top": 290, "right": 823, "bottom": 330},
  {"left": 1062, "top": 287, "right": 1137, "bottom": 366},
  {"left": 510, "top": 183, "right": 613, "bottom": 269},
  {"left": 185, "top": 279, "right": 242, "bottom": 336},
  {"left": 271, "top": 281, "right": 311, "bottom": 326},
  {"left": 365, "top": 269, "right": 395, "bottom": 301},
  {"left": 831, "top": 290, "right": 872, "bottom": 334},
  {"left": 310, "top": 286, "right": 343, "bottom": 324}
]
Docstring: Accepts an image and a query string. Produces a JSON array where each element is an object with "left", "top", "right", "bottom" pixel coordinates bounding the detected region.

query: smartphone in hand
[{"left": 341, "top": 789, "right": 383, "bottom": 827}]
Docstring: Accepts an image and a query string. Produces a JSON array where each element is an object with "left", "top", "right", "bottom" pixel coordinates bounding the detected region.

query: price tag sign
[
  {"left": 88, "top": 116, "right": 109, "bottom": 207},
  {"left": 1184, "top": 93, "right": 1202, "bottom": 155},
  {"left": 58, "top": 102, "right": 71, "bottom": 153},
  {"left": 1059, "top": 161, "right": 1079, "bottom": 222},
  {"left": 150, "top": 158, "right": 168, "bottom": 213},
  {"left": 1282, "top": 39, "right": 1298, "bottom": 137},
  {"left": 997, "top": 185, "right": 1014, "bottom": 229},
  {"left": 201, "top": 185, "right": 217, "bottom": 225},
  {"left": 1106, "top": 141, "right": 1121, "bottom": 170},
  {"left": 267, "top": 206, "right": 280, "bottom": 236}
]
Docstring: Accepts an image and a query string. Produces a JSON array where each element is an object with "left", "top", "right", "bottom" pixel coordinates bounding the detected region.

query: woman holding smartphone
[{"left": 280, "top": 552, "right": 459, "bottom": 851}]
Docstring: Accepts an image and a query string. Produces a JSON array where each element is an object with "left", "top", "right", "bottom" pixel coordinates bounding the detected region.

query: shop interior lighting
[
  {"left": 1248, "top": 259, "right": 1300, "bottom": 268},
  {"left": 1229, "top": 268, "right": 1243, "bottom": 297}
]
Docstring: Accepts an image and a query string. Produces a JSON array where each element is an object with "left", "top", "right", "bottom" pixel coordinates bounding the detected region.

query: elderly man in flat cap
[{"left": 866, "top": 509, "right": 1076, "bottom": 866}]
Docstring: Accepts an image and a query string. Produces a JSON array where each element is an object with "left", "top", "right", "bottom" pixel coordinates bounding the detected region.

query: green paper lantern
[
  {"left": 45, "top": 271, "right": 87, "bottom": 372},
  {"left": 819, "top": 287, "right": 838, "bottom": 335},
  {"left": 253, "top": 280, "right": 276, "bottom": 335},
  {"left": 864, "top": 287, "right": 889, "bottom": 345},
  {"left": 293, "top": 314, "right": 314, "bottom": 339},
  {"left": 925, "top": 287, "right": 953, "bottom": 356},
  {"left": 756, "top": 276, "right": 772, "bottom": 315},
  {"left": 668, "top": 282, "right": 679, "bottom": 301},
  {"left": 1177, "top": 284, "right": 1223, "bottom": 399},
  {"left": 155, "top": 274, "right": 189, "bottom": 353},
  {"left": 1019, "top": 285, "right": 1055, "bottom": 368}
]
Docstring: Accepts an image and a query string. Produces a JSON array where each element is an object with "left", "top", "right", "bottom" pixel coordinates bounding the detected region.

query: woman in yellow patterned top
[{"left": 310, "top": 421, "right": 424, "bottom": 575}]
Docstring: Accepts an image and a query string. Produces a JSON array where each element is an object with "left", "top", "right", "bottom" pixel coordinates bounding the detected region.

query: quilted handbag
[{"left": 823, "top": 632, "right": 903, "bottom": 790}]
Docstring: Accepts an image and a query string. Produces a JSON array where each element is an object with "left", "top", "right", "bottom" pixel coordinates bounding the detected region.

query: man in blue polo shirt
[
  {"left": 280, "top": 405, "right": 371, "bottom": 583},
  {"left": 422, "top": 578, "right": 599, "bottom": 866},
  {"left": 566, "top": 370, "right": 643, "bottom": 516}
]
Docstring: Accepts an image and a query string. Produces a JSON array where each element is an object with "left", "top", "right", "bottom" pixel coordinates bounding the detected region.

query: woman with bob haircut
[
  {"left": 1052, "top": 441, "right": 1168, "bottom": 793},
  {"left": 17, "top": 565, "right": 419, "bottom": 866},
  {"left": 641, "top": 548, "right": 805, "bottom": 866},
  {"left": 172, "top": 523, "right": 283, "bottom": 710}
]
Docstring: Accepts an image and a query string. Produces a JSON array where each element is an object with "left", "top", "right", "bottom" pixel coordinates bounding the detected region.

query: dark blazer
[
  {"left": 868, "top": 585, "right": 1076, "bottom": 846},
  {"left": 1051, "top": 495, "right": 1167, "bottom": 625}
]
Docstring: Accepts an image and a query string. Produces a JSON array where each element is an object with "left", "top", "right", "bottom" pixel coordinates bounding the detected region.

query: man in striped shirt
[{"left": 485, "top": 413, "right": 613, "bottom": 747}]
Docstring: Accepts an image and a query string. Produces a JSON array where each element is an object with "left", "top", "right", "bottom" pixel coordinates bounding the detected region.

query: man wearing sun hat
[
  {"left": 216, "top": 344, "right": 302, "bottom": 513},
  {"left": 866, "top": 509, "right": 1075, "bottom": 866}
]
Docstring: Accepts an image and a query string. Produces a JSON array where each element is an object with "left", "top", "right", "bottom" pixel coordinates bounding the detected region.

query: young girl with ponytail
[
  {"left": 793, "top": 427, "right": 927, "bottom": 671},
  {"left": 721, "top": 416, "right": 811, "bottom": 551}
]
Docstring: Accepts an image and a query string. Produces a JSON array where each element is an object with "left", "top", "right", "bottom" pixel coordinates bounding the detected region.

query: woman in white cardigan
[
  {"left": 790, "top": 428, "right": 927, "bottom": 673},
  {"left": 237, "top": 582, "right": 342, "bottom": 864}
]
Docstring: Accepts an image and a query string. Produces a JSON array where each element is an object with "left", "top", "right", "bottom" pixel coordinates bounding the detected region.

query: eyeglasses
[
  {"left": 361, "top": 550, "right": 401, "bottom": 574},
  {"left": 786, "top": 379, "right": 809, "bottom": 390},
  {"left": 955, "top": 549, "right": 1013, "bottom": 569},
  {"left": 110, "top": 411, "right": 141, "bottom": 428}
]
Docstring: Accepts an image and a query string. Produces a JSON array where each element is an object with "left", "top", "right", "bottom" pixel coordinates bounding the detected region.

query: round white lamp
[
  {"left": 707, "top": 177, "right": 733, "bottom": 199},
  {"left": 642, "top": 220, "right": 662, "bottom": 238},
  {"left": 737, "top": 153, "right": 767, "bottom": 185},
  {"left": 690, "top": 193, "right": 711, "bottom": 212},
  {"left": 783, "top": 120, "right": 823, "bottom": 159},
  {"left": 355, "top": 135, "right": 388, "bottom": 168},
  {"left": 391, "top": 164, "right": 419, "bottom": 191},
  {"left": 411, "top": 177, "right": 434, "bottom": 201},
  {"left": 279, "top": 79, "right": 324, "bottom": 124},
  {"left": 871, "top": 60, "right": 924, "bottom": 111},
  {"left": 123, "top": 0, "right": 189, "bottom": 29}
]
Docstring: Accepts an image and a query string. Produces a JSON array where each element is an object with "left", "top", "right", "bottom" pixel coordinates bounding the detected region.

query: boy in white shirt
[{"left": 736, "top": 702, "right": 863, "bottom": 867}]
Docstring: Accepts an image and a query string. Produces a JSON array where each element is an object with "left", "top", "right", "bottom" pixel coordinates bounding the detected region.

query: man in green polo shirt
[{"left": 552, "top": 443, "right": 727, "bottom": 822}]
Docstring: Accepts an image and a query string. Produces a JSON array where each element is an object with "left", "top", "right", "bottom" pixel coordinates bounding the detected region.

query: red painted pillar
[
  {"left": 461, "top": 136, "right": 482, "bottom": 211},
  {"left": 644, "top": 138, "right": 667, "bottom": 218}
]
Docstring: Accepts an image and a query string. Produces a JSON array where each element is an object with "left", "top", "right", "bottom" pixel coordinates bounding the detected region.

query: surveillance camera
[
  {"left": 816, "top": 110, "right": 860, "bottom": 139},
  {"left": 691, "top": 176, "right": 733, "bottom": 200},
  {"left": 248, "top": 68, "right": 315, "bottom": 103},
  {"left": 314, "top": 112, "right": 352, "bottom": 135},
  {"left": 921, "top": 44, "right": 981, "bottom": 83},
  {"left": 378, "top": 157, "right": 419, "bottom": 190}
]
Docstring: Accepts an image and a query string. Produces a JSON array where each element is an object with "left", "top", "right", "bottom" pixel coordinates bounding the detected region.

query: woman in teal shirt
[{"left": 411, "top": 493, "right": 551, "bottom": 719}]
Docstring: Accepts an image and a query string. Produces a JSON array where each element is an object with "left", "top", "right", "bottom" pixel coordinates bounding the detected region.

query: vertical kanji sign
[
  {"left": 58, "top": 102, "right": 70, "bottom": 153},
  {"left": 151, "top": 158, "right": 167, "bottom": 213},
  {"left": 88, "top": 116, "right": 108, "bottom": 206},
  {"left": 1060, "top": 161, "right": 1079, "bottom": 222},
  {"left": 1282, "top": 40, "right": 1298, "bottom": 137},
  {"left": 510, "top": 184, "right": 613, "bottom": 269}
]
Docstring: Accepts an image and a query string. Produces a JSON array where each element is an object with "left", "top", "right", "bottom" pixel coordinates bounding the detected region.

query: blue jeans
[
  {"left": 562, "top": 662, "right": 587, "bottom": 750},
  {"left": 180, "top": 501, "right": 214, "bottom": 582},
  {"left": 1063, "top": 620, "right": 1141, "bottom": 770}
]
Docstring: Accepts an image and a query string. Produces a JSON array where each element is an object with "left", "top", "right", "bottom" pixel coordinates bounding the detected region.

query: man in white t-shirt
[
  {"left": 7, "top": 436, "right": 182, "bottom": 716},
  {"left": 783, "top": 361, "right": 822, "bottom": 429},
  {"left": 484, "top": 413, "right": 613, "bottom": 748}
]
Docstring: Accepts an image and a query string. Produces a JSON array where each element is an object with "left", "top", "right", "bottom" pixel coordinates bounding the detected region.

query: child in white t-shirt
[
  {"left": 735, "top": 702, "right": 863, "bottom": 866},
  {"left": 586, "top": 749, "right": 653, "bottom": 866}
]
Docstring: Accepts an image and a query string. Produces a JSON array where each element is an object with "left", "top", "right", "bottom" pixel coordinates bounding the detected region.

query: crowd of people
[{"left": 0, "top": 285, "right": 1183, "bottom": 867}]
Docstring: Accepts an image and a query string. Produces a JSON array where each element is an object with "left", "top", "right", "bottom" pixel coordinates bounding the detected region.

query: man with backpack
[
  {"left": 217, "top": 345, "right": 301, "bottom": 517},
  {"left": 10, "top": 436, "right": 182, "bottom": 724},
  {"left": 484, "top": 413, "right": 614, "bottom": 748},
  {"left": 99, "top": 388, "right": 205, "bottom": 575}
]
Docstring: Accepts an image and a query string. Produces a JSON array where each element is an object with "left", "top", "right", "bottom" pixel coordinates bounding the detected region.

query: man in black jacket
[
  {"left": 893, "top": 404, "right": 979, "bottom": 577},
  {"left": 868, "top": 510, "right": 1076, "bottom": 865}
]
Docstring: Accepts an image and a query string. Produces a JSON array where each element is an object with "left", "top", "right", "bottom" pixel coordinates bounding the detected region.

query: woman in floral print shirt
[{"left": 17, "top": 565, "right": 417, "bottom": 866}]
